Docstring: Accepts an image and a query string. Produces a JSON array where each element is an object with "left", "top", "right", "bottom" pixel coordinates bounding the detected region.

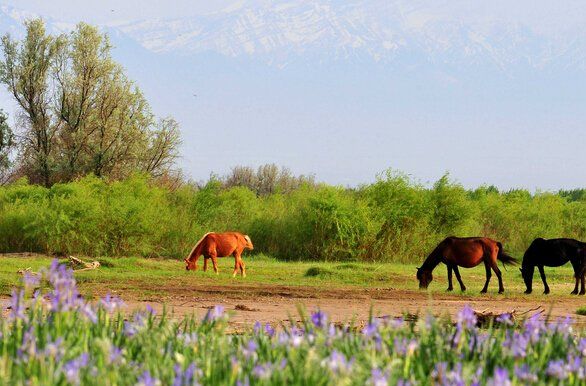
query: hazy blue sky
[{"left": 1, "top": 1, "right": 585, "bottom": 190}]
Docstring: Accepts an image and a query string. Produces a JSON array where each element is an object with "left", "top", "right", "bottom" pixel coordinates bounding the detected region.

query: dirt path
[{"left": 114, "top": 284, "right": 586, "bottom": 329}]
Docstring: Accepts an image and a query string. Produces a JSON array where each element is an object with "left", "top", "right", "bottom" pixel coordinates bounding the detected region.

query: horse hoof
[
  {"left": 446, "top": 288, "right": 453, "bottom": 292},
  {"left": 579, "top": 292, "right": 585, "bottom": 296},
  {"left": 543, "top": 290, "right": 550, "bottom": 295},
  {"left": 498, "top": 290, "right": 504, "bottom": 294},
  {"left": 524, "top": 290, "right": 532, "bottom": 294},
  {"left": 571, "top": 291, "right": 578, "bottom": 295},
  {"left": 460, "top": 288, "right": 466, "bottom": 292},
  {"left": 480, "top": 290, "right": 487, "bottom": 294}
]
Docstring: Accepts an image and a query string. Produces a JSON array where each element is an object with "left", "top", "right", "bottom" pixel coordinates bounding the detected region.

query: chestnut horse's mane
[{"left": 187, "top": 232, "right": 214, "bottom": 261}]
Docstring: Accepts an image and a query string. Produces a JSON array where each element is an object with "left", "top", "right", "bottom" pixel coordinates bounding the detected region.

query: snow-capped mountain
[{"left": 113, "top": 0, "right": 586, "bottom": 71}]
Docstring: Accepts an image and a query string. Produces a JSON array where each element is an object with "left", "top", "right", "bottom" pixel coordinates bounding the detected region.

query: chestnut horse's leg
[
  {"left": 446, "top": 265, "right": 453, "bottom": 291},
  {"left": 239, "top": 258, "right": 246, "bottom": 278},
  {"left": 453, "top": 266, "right": 466, "bottom": 292},
  {"left": 480, "top": 261, "right": 492, "bottom": 294},
  {"left": 537, "top": 266, "right": 549, "bottom": 294},
  {"left": 203, "top": 257, "right": 208, "bottom": 272},
  {"left": 232, "top": 252, "right": 240, "bottom": 278}
]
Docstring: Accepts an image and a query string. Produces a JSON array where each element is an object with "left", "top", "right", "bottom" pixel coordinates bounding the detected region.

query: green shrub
[{"left": 0, "top": 170, "right": 584, "bottom": 262}]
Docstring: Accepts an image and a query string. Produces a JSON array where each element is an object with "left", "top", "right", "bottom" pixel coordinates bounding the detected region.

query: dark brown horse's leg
[
  {"left": 480, "top": 262, "right": 492, "bottom": 294},
  {"left": 453, "top": 266, "right": 466, "bottom": 292},
  {"left": 446, "top": 265, "right": 453, "bottom": 291},
  {"left": 491, "top": 262, "right": 505, "bottom": 294},
  {"left": 537, "top": 266, "right": 549, "bottom": 294}
]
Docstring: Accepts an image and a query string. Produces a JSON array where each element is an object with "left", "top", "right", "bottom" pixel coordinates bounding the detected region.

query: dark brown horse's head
[
  {"left": 416, "top": 267, "right": 433, "bottom": 289},
  {"left": 185, "top": 258, "right": 197, "bottom": 271}
]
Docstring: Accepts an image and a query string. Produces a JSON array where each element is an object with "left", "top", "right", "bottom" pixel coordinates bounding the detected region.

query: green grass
[
  {"left": 0, "top": 253, "right": 579, "bottom": 300},
  {"left": 577, "top": 307, "right": 586, "bottom": 316}
]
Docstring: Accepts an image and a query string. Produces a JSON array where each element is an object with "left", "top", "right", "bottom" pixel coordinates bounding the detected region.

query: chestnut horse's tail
[
  {"left": 496, "top": 242, "right": 518, "bottom": 269},
  {"left": 187, "top": 232, "right": 213, "bottom": 260}
]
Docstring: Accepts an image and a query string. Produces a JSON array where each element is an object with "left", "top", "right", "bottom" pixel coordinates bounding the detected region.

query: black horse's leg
[
  {"left": 572, "top": 275, "right": 579, "bottom": 295},
  {"left": 480, "top": 262, "right": 492, "bottom": 294},
  {"left": 538, "top": 266, "right": 549, "bottom": 294},
  {"left": 446, "top": 265, "right": 453, "bottom": 291},
  {"left": 453, "top": 266, "right": 466, "bottom": 292},
  {"left": 580, "top": 273, "right": 585, "bottom": 295}
]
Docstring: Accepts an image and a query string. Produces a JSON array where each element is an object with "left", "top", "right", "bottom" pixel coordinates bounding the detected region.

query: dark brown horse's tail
[{"left": 497, "top": 242, "right": 518, "bottom": 269}]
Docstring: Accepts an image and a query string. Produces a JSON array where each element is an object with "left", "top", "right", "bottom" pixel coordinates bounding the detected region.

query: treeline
[
  {"left": 0, "top": 20, "right": 180, "bottom": 186},
  {"left": 0, "top": 169, "right": 584, "bottom": 262}
]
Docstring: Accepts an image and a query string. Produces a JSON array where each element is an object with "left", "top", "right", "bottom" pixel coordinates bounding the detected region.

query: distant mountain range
[
  {"left": 0, "top": 2, "right": 585, "bottom": 189},
  {"left": 112, "top": 0, "right": 586, "bottom": 72}
]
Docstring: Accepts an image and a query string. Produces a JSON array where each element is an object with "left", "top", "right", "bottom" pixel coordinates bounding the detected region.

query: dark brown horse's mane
[{"left": 420, "top": 238, "right": 451, "bottom": 272}]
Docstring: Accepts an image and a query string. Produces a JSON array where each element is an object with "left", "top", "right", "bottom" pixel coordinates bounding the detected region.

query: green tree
[
  {"left": 0, "top": 109, "right": 14, "bottom": 181},
  {"left": 0, "top": 20, "right": 181, "bottom": 185},
  {"left": 0, "top": 19, "right": 60, "bottom": 186}
]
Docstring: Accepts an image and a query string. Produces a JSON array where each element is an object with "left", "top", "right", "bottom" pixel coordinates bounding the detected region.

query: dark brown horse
[
  {"left": 185, "top": 232, "right": 253, "bottom": 277},
  {"left": 416, "top": 236, "right": 518, "bottom": 294}
]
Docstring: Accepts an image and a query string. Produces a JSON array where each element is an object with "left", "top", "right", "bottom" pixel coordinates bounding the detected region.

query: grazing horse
[
  {"left": 520, "top": 238, "right": 586, "bottom": 295},
  {"left": 416, "top": 236, "right": 517, "bottom": 294},
  {"left": 184, "top": 232, "right": 253, "bottom": 277}
]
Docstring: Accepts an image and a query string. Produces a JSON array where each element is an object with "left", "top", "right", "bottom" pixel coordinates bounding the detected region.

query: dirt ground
[{"left": 113, "top": 284, "right": 586, "bottom": 329}]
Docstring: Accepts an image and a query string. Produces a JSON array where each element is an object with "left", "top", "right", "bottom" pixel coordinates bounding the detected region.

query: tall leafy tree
[{"left": 0, "top": 20, "right": 181, "bottom": 185}]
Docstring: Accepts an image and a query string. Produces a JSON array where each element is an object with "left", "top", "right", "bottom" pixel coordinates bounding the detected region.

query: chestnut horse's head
[
  {"left": 185, "top": 258, "right": 197, "bottom": 271},
  {"left": 244, "top": 235, "right": 254, "bottom": 250},
  {"left": 416, "top": 267, "right": 433, "bottom": 289}
]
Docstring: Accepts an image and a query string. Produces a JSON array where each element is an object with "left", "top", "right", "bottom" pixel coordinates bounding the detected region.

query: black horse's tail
[{"left": 497, "top": 242, "right": 518, "bottom": 269}]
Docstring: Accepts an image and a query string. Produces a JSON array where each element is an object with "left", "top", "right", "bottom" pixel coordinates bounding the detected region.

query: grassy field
[{"left": 0, "top": 254, "right": 579, "bottom": 300}]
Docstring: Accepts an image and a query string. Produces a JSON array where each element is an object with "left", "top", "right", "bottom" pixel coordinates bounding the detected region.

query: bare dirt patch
[{"left": 109, "top": 283, "right": 586, "bottom": 329}]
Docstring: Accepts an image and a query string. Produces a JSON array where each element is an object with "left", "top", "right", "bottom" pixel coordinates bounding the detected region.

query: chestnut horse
[
  {"left": 416, "top": 236, "right": 517, "bottom": 294},
  {"left": 185, "top": 232, "right": 253, "bottom": 277}
]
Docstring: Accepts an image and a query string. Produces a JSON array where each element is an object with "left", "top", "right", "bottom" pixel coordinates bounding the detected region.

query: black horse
[{"left": 520, "top": 238, "right": 586, "bottom": 295}]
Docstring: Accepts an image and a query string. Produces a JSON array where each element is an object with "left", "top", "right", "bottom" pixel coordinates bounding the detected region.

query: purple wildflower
[
  {"left": 456, "top": 305, "right": 477, "bottom": 330},
  {"left": 523, "top": 313, "right": 545, "bottom": 342},
  {"left": 137, "top": 370, "right": 158, "bottom": 386},
  {"left": 242, "top": 339, "right": 258, "bottom": 360},
  {"left": 487, "top": 367, "right": 511, "bottom": 386},
  {"left": 514, "top": 364, "right": 538, "bottom": 383},
  {"left": 546, "top": 360, "right": 569, "bottom": 380},
  {"left": 311, "top": 310, "right": 327, "bottom": 328},
  {"left": 9, "top": 288, "right": 26, "bottom": 320},
  {"left": 108, "top": 346, "right": 123, "bottom": 365},
  {"left": 323, "top": 350, "right": 353, "bottom": 374},
  {"left": 63, "top": 353, "right": 89, "bottom": 386},
  {"left": 203, "top": 305, "right": 225, "bottom": 323},
  {"left": 496, "top": 313, "right": 513, "bottom": 326},
  {"left": 369, "top": 368, "right": 389, "bottom": 386},
  {"left": 178, "top": 332, "right": 198, "bottom": 346},
  {"left": 79, "top": 302, "right": 97, "bottom": 323},
  {"left": 44, "top": 337, "right": 65, "bottom": 361},
  {"left": 362, "top": 320, "right": 380, "bottom": 338},
  {"left": 173, "top": 363, "right": 199, "bottom": 386},
  {"left": 100, "top": 293, "right": 125, "bottom": 313},
  {"left": 23, "top": 272, "right": 40, "bottom": 290},
  {"left": 264, "top": 323, "right": 275, "bottom": 337},
  {"left": 393, "top": 337, "right": 418, "bottom": 356},
  {"left": 253, "top": 364, "right": 270, "bottom": 380}
]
